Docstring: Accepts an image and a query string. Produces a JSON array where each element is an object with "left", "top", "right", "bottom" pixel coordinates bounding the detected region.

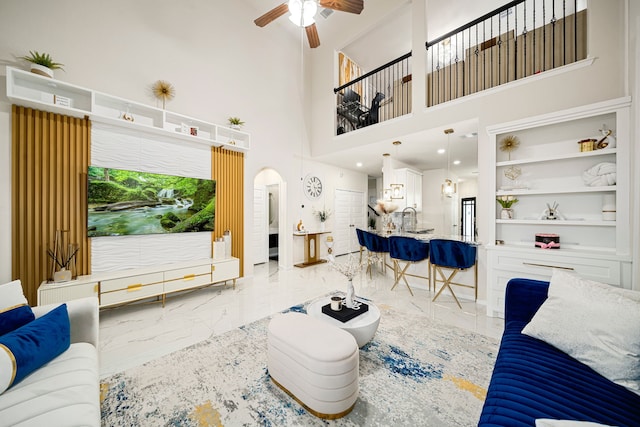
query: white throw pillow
[{"left": 522, "top": 269, "right": 640, "bottom": 395}]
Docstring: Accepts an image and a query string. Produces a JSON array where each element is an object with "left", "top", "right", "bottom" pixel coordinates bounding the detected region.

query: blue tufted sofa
[{"left": 479, "top": 278, "right": 640, "bottom": 427}]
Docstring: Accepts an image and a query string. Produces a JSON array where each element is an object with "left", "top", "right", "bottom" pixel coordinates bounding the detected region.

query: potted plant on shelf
[
  {"left": 497, "top": 195, "right": 518, "bottom": 219},
  {"left": 20, "top": 50, "right": 64, "bottom": 78},
  {"left": 228, "top": 117, "right": 245, "bottom": 130}
]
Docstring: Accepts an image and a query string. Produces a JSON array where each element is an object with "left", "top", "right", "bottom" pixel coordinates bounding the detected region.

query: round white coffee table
[{"left": 307, "top": 296, "right": 381, "bottom": 347}]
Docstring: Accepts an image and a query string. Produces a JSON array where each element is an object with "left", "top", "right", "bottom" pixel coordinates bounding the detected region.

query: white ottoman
[{"left": 267, "top": 312, "right": 359, "bottom": 419}]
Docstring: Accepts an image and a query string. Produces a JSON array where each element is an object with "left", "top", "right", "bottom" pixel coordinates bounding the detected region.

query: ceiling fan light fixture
[{"left": 288, "top": 0, "right": 318, "bottom": 27}]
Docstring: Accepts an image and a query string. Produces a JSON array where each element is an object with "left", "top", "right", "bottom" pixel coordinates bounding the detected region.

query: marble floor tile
[{"left": 99, "top": 258, "right": 504, "bottom": 378}]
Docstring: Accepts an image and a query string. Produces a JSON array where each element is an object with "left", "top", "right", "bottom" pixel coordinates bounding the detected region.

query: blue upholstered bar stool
[
  {"left": 355, "top": 228, "right": 367, "bottom": 264},
  {"left": 388, "top": 236, "right": 430, "bottom": 296},
  {"left": 362, "top": 231, "right": 389, "bottom": 278},
  {"left": 430, "top": 239, "right": 477, "bottom": 309}
]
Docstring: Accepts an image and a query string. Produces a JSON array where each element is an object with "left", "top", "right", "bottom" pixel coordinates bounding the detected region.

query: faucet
[{"left": 401, "top": 207, "right": 417, "bottom": 232}]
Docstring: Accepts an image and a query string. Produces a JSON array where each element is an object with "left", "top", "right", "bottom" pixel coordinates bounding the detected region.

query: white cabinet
[
  {"left": 393, "top": 168, "right": 423, "bottom": 211},
  {"left": 6, "top": 66, "right": 250, "bottom": 152},
  {"left": 486, "top": 97, "right": 632, "bottom": 317},
  {"left": 37, "top": 257, "right": 240, "bottom": 308}
]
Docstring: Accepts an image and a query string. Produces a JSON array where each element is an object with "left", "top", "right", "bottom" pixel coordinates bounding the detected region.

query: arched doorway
[{"left": 253, "top": 168, "right": 286, "bottom": 269}]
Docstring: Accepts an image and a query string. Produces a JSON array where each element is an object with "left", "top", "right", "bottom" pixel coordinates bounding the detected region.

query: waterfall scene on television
[{"left": 88, "top": 166, "right": 216, "bottom": 237}]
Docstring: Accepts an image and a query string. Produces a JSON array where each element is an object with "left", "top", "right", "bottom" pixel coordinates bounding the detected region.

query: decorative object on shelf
[
  {"left": 441, "top": 128, "right": 457, "bottom": 198},
  {"left": 535, "top": 233, "right": 560, "bottom": 249},
  {"left": 151, "top": 80, "right": 175, "bottom": 109},
  {"left": 227, "top": 117, "right": 245, "bottom": 130},
  {"left": 296, "top": 219, "right": 305, "bottom": 232},
  {"left": 577, "top": 138, "right": 597, "bottom": 152},
  {"left": 544, "top": 202, "right": 559, "bottom": 220},
  {"left": 503, "top": 165, "right": 522, "bottom": 181},
  {"left": 537, "top": 202, "right": 567, "bottom": 220},
  {"left": 213, "top": 237, "right": 226, "bottom": 260},
  {"left": 596, "top": 125, "right": 616, "bottom": 149},
  {"left": 121, "top": 104, "right": 134, "bottom": 122},
  {"left": 499, "top": 135, "right": 520, "bottom": 160},
  {"left": 303, "top": 174, "right": 323, "bottom": 199},
  {"left": 602, "top": 194, "right": 616, "bottom": 221},
  {"left": 582, "top": 162, "right": 616, "bottom": 186},
  {"left": 497, "top": 195, "right": 518, "bottom": 219},
  {"left": 48, "top": 230, "right": 78, "bottom": 283},
  {"left": 20, "top": 50, "right": 64, "bottom": 78},
  {"left": 375, "top": 199, "right": 398, "bottom": 233},
  {"left": 327, "top": 253, "right": 363, "bottom": 309}
]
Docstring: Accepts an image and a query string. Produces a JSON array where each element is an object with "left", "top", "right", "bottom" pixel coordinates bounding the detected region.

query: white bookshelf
[{"left": 6, "top": 66, "right": 250, "bottom": 152}]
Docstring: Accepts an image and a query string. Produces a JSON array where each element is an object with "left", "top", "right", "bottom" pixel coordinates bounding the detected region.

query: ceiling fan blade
[
  {"left": 254, "top": 3, "right": 289, "bottom": 27},
  {"left": 319, "top": 0, "right": 364, "bottom": 14},
  {"left": 306, "top": 23, "right": 320, "bottom": 48}
]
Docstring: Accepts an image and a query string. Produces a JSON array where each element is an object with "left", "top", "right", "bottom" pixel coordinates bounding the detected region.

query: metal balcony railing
[
  {"left": 426, "top": 0, "right": 587, "bottom": 106},
  {"left": 334, "top": 52, "right": 412, "bottom": 135}
]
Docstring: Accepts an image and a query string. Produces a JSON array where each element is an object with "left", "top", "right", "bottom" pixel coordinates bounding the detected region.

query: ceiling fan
[{"left": 254, "top": 0, "right": 364, "bottom": 48}]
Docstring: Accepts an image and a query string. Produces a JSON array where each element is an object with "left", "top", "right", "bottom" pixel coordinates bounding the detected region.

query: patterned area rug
[{"left": 101, "top": 299, "right": 499, "bottom": 426}]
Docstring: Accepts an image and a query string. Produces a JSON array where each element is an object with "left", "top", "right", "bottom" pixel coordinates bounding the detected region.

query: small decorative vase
[
  {"left": 500, "top": 208, "right": 514, "bottom": 219},
  {"left": 320, "top": 221, "right": 326, "bottom": 232},
  {"left": 345, "top": 279, "right": 355, "bottom": 309},
  {"left": 53, "top": 268, "right": 72, "bottom": 283},
  {"left": 230, "top": 124, "right": 241, "bottom": 130}
]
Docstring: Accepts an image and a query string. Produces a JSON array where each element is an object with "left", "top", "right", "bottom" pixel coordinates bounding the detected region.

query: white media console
[{"left": 38, "top": 257, "right": 239, "bottom": 308}]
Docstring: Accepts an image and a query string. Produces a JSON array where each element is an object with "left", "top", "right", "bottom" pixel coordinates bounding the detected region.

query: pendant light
[{"left": 441, "top": 128, "right": 457, "bottom": 197}]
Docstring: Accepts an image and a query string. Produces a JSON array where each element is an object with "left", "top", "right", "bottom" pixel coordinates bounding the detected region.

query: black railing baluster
[{"left": 334, "top": 0, "right": 587, "bottom": 127}]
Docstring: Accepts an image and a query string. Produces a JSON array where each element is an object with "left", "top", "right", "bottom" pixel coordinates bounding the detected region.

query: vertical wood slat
[
  {"left": 211, "top": 147, "right": 244, "bottom": 277},
  {"left": 11, "top": 106, "right": 91, "bottom": 305}
]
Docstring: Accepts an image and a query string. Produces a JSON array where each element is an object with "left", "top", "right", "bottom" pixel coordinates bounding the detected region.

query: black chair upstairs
[
  {"left": 388, "top": 236, "right": 430, "bottom": 296},
  {"left": 430, "top": 239, "right": 477, "bottom": 309}
]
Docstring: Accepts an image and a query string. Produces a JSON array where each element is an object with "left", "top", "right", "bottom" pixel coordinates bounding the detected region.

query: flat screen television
[{"left": 88, "top": 166, "right": 216, "bottom": 237}]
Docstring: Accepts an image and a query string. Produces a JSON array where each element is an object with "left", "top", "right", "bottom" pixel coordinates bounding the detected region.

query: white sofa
[{"left": 0, "top": 297, "right": 100, "bottom": 427}]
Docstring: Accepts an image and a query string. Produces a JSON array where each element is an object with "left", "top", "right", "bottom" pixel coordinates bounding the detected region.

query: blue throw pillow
[
  {"left": 0, "top": 305, "right": 35, "bottom": 336},
  {"left": 0, "top": 304, "right": 70, "bottom": 394},
  {"left": 0, "top": 279, "right": 35, "bottom": 336}
]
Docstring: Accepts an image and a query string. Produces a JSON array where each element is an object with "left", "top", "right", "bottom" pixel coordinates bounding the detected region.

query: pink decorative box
[{"left": 535, "top": 233, "right": 560, "bottom": 249}]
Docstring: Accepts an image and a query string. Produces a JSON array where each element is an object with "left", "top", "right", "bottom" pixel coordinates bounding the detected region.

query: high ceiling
[{"left": 244, "top": 0, "right": 479, "bottom": 180}]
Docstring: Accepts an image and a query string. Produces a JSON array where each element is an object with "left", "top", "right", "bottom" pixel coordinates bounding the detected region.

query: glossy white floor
[{"left": 98, "top": 257, "right": 505, "bottom": 379}]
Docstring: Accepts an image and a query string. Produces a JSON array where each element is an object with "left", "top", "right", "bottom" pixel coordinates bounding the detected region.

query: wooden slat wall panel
[
  {"left": 211, "top": 147, "right": 244, "bottom": 276},
  {"left": 11, "top": 106, "right": 90, "bottom": 305}
]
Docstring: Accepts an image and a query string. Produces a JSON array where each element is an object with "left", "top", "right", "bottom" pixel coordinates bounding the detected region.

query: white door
[
  {"left": 253, "top": 186, "right": 268, "bottom": 264},
  {"left": 334, "top": 189, "right": 365, "bottom": 256}
]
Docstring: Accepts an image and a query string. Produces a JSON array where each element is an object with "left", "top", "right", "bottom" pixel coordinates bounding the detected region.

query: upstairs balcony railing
[
  {"left": 333, "top": 0, "right": 587, "bottom": 135},
  {"left": 426, "top": 0, "right": 587, "bottom": 106},
  {"left": 334, "top": 52, "right": 412, "bottom": 135}
]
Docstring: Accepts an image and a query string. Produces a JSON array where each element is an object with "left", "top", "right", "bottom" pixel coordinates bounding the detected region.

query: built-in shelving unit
[
  {"left": 485, "top": 97, "right": 632, "bottom": 318},
  {"left": 6, "top": 66, "right": 250, "bottom": 152}
]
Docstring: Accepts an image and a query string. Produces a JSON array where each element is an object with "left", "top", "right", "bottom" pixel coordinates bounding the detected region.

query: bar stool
[
  {"left": 355, "top": 228, "right": 367, "bottom": 263},
  {"left": 362, "top": 231, "right": 389, "bottom": 278},
  {"left": 430, "top": 239, "right": 477, "bottom": 309},
  {"left": 388, "top": 236, "right": 430, "bottom": 296}
]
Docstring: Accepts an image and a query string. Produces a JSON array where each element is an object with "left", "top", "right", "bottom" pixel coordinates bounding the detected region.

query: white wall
[{"left": 0, "top": 0, "right": 369, "bottom": 283}]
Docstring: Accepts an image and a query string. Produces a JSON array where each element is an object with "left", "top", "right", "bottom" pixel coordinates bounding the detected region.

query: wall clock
[{"left": 303, "top": 174, "right": 323, "bottom": 199}]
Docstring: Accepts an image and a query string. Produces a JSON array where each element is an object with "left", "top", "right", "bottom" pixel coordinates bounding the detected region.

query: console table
[
  {"left": 37, "top": 257, "right": 239, "bottom": 308},
  {"left": 294, "top": 231, "right": 330, "bottom": 268}
]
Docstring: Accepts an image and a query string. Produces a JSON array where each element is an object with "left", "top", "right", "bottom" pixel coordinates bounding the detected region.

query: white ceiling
[{"left": 245, "top": 0, "right": 479, "bottom": 180}]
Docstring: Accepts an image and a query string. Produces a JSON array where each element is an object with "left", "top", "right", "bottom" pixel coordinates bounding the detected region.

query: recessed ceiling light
[
  {"left": 453, "top": 160, "right": 461, "bottom": 165},
  {"left": 356, "top": 162, "right": 363, "bottom": 167},
  {"left": 437, "top": 148, "right": 445, "bottom": 154}
]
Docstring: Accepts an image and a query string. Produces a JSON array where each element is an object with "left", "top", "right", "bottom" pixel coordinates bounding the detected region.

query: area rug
[{"left": 100, "top": 298, "right": 499, "bottom": 426}]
